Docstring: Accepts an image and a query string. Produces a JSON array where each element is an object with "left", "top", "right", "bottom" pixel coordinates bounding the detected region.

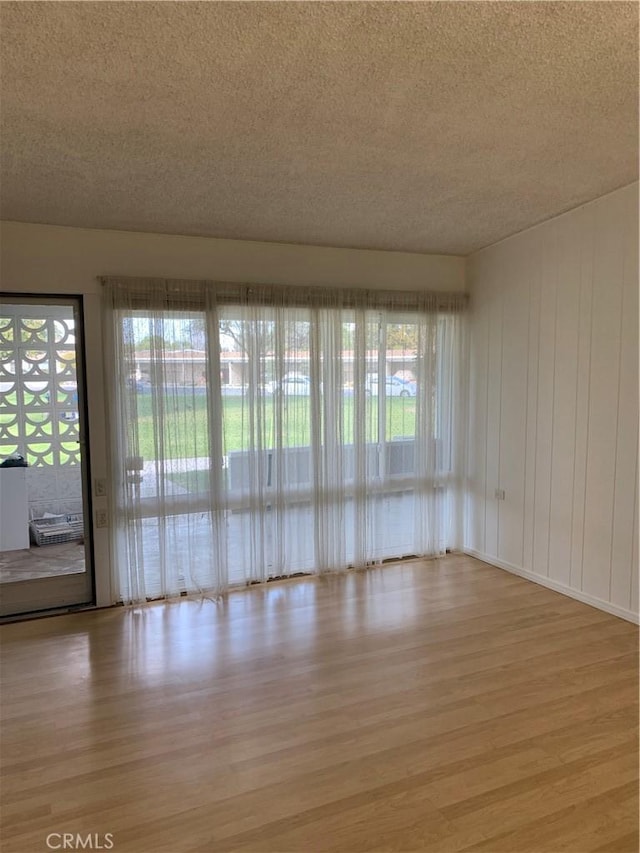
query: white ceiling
[{"left": 0, "top": 2, "right": 637, "bottom": 256}]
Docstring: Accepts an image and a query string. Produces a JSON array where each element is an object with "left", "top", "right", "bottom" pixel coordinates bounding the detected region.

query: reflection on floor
[
  {"left": 1, "top": 556, "right": 637, "bottom": 852},
  {"left": 0, "top": 540, "right": 85, "bottom": 583}
]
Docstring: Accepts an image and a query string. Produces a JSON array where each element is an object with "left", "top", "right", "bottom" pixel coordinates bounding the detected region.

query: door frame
[{"left": 0, "top": 293, "right": 96, "bottom": 617}]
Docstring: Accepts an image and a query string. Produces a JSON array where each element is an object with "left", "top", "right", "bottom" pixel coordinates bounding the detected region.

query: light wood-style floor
[{"left": 1, "top": 555, "right": 638, "bottom": 853}]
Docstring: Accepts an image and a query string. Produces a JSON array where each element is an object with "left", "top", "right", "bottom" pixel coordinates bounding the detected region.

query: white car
[
  {"left": 365, "top": 375, "right": 416, "bottom": 397},
  {"left": 271, "top": 375, "right": 312, "bottom": 396}
]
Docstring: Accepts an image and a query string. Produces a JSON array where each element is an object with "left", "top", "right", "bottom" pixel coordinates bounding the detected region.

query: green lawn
[
  {"left": 1, "top": 393, "right": 418, "bottom": 465},
  {"left": 134, "top": 393, "right": 416, "bottom": 461}
]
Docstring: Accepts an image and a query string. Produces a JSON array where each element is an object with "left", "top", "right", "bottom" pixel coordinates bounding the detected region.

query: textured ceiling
[{"left": 0, "top": 2, "right": 637, "bottom": 256}]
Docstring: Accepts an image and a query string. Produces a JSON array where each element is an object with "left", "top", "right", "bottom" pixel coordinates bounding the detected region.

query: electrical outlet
[
  {"left": 94, "top": 478, "right": 107, "bottom": 497},
  {"left": 95, "top": 508, "right": 108, "bottom": 529},
  {"left": 494, "top": 488, "right": 506, "bottom": 501}
]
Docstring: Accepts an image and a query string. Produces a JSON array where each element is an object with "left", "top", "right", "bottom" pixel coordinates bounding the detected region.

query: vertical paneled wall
[{"left": 465, "top": 183, "right": 639, "bottom": 621}]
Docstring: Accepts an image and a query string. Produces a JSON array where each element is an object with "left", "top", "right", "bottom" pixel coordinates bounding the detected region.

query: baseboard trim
[{"left": 463, "top": 549, "right": 639, "bottom": 625}]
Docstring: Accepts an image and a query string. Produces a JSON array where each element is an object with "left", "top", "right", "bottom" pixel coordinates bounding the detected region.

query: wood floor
[{"left": 0, "top": 555, "right": 638, "bottom": 853}]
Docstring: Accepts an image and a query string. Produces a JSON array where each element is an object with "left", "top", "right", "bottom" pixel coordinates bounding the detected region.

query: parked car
[
  {"left": 127, "top": 377, "right": 151, "bottom": 392},
  {"left": 365, "top": 375, "right": 416, "bottom": 397},
  {"left": 273, "top": 375, "right": 312, "bottom": 396}
]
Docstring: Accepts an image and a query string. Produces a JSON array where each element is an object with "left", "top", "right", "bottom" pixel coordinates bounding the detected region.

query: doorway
[{"left": 0, "top": 296, "right": 94, "bottom": 617}]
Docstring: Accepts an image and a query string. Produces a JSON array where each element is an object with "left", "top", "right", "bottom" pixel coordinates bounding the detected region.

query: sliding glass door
[
  {"left": 104, "top": 279, "right": 466, "bottom": 604},
  {"left": 0, "top": 297, "right": 94, "bottom": 617}
]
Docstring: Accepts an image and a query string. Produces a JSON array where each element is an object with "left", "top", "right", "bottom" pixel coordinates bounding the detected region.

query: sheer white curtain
[{"left": 103, "top": 278, "right": 467, "bottom": 604}]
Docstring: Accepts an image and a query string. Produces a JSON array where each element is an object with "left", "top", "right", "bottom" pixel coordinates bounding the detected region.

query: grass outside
[
  {"left": 1, "top": 394, "right": 417, "bottom": 466},
  {"left": 133, "top": 394, "right": 417, "bottom": 461},
  {"left": 167, "top": 470, "right": 211, "bottom": 492}
]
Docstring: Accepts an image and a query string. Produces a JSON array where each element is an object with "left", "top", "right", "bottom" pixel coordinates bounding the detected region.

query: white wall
[
  {"left": 465, "top": 183, "right": 639, "bottom": 623},
  {"left": 0, "top": 221, "right": 465, "bottom": 606},
  {"left": 0, "top": 221, "right": 465, "bottom": 295}
]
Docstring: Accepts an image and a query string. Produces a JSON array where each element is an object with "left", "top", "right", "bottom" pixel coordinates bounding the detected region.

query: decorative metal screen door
[{"left": 0, "top": 296, "right": 94, "bottom": 617}]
